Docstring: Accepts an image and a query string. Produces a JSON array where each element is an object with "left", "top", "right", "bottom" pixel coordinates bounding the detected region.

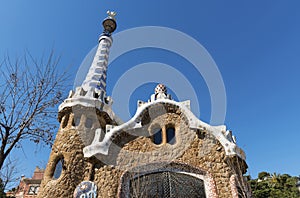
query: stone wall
[
  {"left": 38, "top": 112, "right": 89, "bottom": 198},
  {"left": 38, "top": 110, "right": 249, "bottom": 198},
  {"left": 111, "top": 112, "right": 246, "bottom": 198}
]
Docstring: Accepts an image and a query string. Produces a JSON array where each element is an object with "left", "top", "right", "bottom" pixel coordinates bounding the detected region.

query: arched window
[
  {"left": 62, "top": 114, "right": 69, "bottom": 128},
  {"left": 153, "top": 128, "right": 162, "bottom": 145},
  {"left": 152, "top": 125, "right": 176, "bottom": 145},
  {"left": 166, "top": 126, "right": 176, "bottom": 145},
  {"left": 72, "top": 115, "right": 81, "bottom": 127},
  {"left": 53, "top": 157, "right": 64, "bottom": 180}
]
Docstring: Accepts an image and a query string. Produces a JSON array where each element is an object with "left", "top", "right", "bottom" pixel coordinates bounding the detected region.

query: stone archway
[
  {"left": 118, "top": 162, "right": 218, "bottom": 198},
  {"left": 129, "top": 171, "right": 206, "bottom": 198}
]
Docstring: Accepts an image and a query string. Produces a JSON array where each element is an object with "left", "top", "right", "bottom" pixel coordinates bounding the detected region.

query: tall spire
[
  {"left": 58, "top": 11, "right": 117, "bottom": 113},
  {"left": 82, "top": 11, "right": 117, "bottom": 100}
]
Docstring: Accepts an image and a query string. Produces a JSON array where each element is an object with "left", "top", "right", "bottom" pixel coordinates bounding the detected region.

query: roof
[
  {"left": 22, "top": 178, "right": 42, "bottom": 185},
  {"left": 83, "top": 95, "right": 246, "bottom": 161}
]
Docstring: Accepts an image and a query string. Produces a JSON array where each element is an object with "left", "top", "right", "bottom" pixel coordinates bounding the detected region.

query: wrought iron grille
[{"left": 129, "top": 171, "right": 206, "bottom": 198}]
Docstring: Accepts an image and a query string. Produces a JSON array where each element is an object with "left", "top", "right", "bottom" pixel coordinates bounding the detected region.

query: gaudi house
[{"left": 37, "top": 11, "right": 252, "bottom": 198}]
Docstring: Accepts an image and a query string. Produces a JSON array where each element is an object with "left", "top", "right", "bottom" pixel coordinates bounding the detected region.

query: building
[
  {"left": 37, "top": 11, "right": 252, "bottom": 198},
  {"left": 6, "top": 167, "right": 44, "bottom": 198}
]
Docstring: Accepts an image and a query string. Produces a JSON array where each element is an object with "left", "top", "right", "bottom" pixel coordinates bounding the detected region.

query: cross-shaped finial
[{"left": 107, "top": 10, "right": 116, "bottom": 20}]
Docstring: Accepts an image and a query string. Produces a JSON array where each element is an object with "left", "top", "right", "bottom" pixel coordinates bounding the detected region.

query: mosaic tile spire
[{"left": 82, "top": 11, "right": 117, "bottom": 100}]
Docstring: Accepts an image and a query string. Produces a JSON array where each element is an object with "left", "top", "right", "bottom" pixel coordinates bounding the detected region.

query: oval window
[{"left": 53, "top": 158, "right": 64, "bottom": 179}]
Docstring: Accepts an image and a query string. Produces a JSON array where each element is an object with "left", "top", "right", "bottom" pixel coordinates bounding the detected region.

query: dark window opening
[
  {"left": 196, "top": 129, "right": 205, "bottom": 139},
  {"left": 53, "top": 158, "right": 64, "bottom": 180},
  {"left": 153, "top": 129, "right": 162, "bottom": 145},
  {"left": 72, "top": 116, "right": 81, "bottom": 127},
  {"left": 90, "top": 163, "right": 102, "bottom": 181},
  {"left": 166, "top": 127, "right": 176, "bottom": 145},
  {"left": 28, "top": 186, "right": 39, "bottom": 195},
  {"left": 62, "top": 114, "right": 69, "bottom": 128},
  {"left": 85, "top": 118, "right": 93, "bottom": 128}
]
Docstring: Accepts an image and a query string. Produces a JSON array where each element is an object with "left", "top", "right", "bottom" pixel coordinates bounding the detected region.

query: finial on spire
[
  {"left": 107, "top": 10, "right": 116, "bottom": 20},
  {"left": 102, "top": 10, "right": 117, "bottom": 35}
]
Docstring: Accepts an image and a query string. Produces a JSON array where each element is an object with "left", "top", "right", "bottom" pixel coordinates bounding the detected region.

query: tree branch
[{"left": 0, "top": 50, "right": 69, "bottom": 170}]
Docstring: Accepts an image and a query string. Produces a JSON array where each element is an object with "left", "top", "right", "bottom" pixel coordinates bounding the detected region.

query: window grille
[{"left": 129, "top": 171, "right": 206, "bottom": 198}]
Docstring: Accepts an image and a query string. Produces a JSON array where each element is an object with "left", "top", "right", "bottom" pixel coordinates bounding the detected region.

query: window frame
[
  {"left": 152, "top": 124, "right": 176, "bottom": 145},
  {"left": 28, "top": 185, "right": 39, "bottom": 195}
]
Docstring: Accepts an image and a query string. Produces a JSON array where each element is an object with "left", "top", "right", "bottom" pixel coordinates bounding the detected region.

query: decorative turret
[
  {"left": 58, "top": 11, "right": 117, "bottom": 114},
  {"left": 38, "top": 12, "right": 119, "bottom": 198},
  {"left": 151, "top": 83, "right": 172, "bottom": 101},
  {"left": 81, "top": 11, "right": 117, "bottom": 100},
  {"left": 39, "top": 11, "right": 252, "bottom": 197}
]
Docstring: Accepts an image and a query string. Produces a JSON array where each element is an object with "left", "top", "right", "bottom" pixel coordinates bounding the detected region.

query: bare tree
[
  {"left": 0, "top": 157, "right": 20, "bottom": 191},
  {"left": 0, "top": 51, "right": 68, "bottom": 171}
]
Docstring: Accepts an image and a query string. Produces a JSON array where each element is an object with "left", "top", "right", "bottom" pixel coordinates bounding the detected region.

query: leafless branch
[
  {"left": 0, "top": 50, "right": 70, "bottom": 172},
  {"left": 0, "top": 157, "right": 20, "bottom": 191}
]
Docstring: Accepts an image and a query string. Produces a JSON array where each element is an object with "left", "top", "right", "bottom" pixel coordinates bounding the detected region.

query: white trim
[{"left": 83, "top": 98, "right": 245, "bottom": 160}]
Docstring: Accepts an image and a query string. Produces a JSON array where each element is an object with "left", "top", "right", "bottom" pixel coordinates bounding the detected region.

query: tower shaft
[{"left": 82, "top": 35, "right": 113, "bottom": 100}]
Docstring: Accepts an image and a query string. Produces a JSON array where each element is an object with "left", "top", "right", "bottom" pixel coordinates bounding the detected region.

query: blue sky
[{"left": 1, "top": 0, "right": 300, "bottom": 180}]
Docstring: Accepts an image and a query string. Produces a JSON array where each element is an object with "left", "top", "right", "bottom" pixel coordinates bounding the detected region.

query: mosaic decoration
[
  {"left": 153, "top": 83, "right": 170, "bottom": 100},
  {"left": 81, "top": 11, "right": 117, "bottom": 101},
  {"left": 81, "top": 36, "right": 112, "bottom": 101},
  {"left": 73, "top": 181, "right": 97, "bottom": 198},
  {"left": 155, "top": 84, "right": 167, "bottom": 94}
]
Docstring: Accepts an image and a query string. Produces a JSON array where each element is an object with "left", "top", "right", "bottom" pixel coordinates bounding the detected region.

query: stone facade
[
  {"left": 37, "top": 12, "right": 251, "bottom": 198},
  {"left": 38, "top": 101, "right": 251, "bottom": 198}
]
